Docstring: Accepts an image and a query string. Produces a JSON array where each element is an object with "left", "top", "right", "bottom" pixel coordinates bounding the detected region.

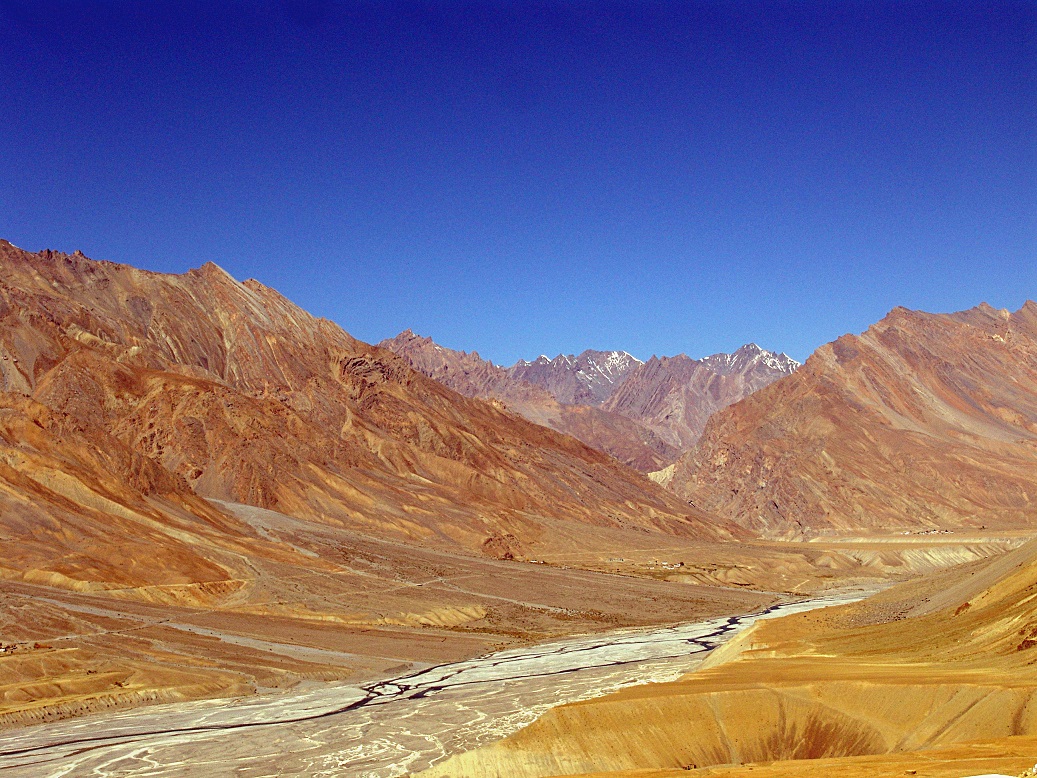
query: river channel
[{"left": 0, "top": 590, "right": 866, "bottom": 777}]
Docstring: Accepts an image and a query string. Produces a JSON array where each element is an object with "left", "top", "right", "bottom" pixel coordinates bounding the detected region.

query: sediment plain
[
  {"left": 420, "top": 535, "right": 1037, "bottom": 777},
  {"left": 0, "top": 591, "right": 868, "bottom": 777}
]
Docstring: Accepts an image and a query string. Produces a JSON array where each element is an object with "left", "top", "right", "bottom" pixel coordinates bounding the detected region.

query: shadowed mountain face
[
  {"left": 509, "top": 350, "right": 642, "bottom": 406},
  {"left": 0, "top": 240, "right": 739, "bottom": 595},
  {"left": 380, "top": 331, "right": 679, "bottom": 471},
  {"left": 602, "top": 344, "right": 799, "bottom": 450},
  {"left": 667, "top": 303, "right": 1037, "bottom": 536}
]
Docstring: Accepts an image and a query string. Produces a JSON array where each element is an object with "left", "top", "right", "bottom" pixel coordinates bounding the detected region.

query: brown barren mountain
[
  {"left": 665, "top": 303, "right": 1037, "bottom": 536},
  {"left": 0, "top": 240, "right": 735, "bottom": 559},
  {"left": 0, "top": 240, "right": 775, "bottom": 726},
  {"left": 381, "top": 330, "right": 679, "bottom": 470},
  {"left": 603, "top": 344, "right": 799, "bottom": 450}
]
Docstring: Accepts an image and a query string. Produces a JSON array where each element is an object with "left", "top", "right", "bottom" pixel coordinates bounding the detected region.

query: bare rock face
[
  {"left": 380, "top": 330, "right": 679, "bottom": 471},
  {"left": 0, "top": 240, "right": 737, "bottom": 594},
  {"left": 669, "top": 303, "right": 1037, "bottom": 536},
  {"left": 508, "top": 350, "right": 643, "bottom": 406},
  {"left": 602, "top": 344, "right": 799, "bottom": 450},
  {"left": 379, "top": 330, "right": 550, "bottom": 412}
]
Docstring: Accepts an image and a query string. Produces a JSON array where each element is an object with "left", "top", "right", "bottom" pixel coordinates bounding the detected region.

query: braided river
[{"left": 0, "top": 590, "right": 867, "bottom": 777}]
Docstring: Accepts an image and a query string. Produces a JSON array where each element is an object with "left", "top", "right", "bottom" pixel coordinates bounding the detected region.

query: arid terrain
[
  {"left": 664, "top": 302, "right": 1037, "bottom": 536},
  {"left": 420, "top": 534, "right": 1037, "bottom": 777},
  {"left": 1, "top": 241, "right": 1035, "bottom": 778},
  {"left": 0, "top": 240, "right": 770, "bottom": 729},
  {"left": 416, "top": 302, "right": 1037, "bottom": 778},
  {"left": 0, "top": 592, "right": 865, "bottom": 777}
]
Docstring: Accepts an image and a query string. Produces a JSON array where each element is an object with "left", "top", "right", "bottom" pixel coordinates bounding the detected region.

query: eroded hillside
[
  {"left": 420, "top": 534, "right": 1037, "bottom": 777},
  {"left": 666, "top": 303, "right": 1037, "bottom": 536}
]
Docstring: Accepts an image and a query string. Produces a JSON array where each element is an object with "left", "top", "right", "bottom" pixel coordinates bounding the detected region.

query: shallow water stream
[{"left": 0, "top": 590, "right": 866, "bottom": 777}]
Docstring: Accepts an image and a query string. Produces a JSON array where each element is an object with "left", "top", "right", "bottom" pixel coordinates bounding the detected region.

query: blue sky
[{"left": 1, "top": 1, "right": 1034, "bottom": 364}]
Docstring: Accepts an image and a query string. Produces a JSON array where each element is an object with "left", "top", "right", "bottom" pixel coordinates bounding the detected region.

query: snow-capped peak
[{"left": 699, "top": 344, "right": 799, "bottom": 376}]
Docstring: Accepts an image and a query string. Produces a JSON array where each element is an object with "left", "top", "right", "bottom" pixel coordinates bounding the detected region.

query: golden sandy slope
[
  {"left": 419, "top": 536, "right": 1037, "bottom": 777},
  {"left": 666, "top": 302, "right": 1037, "bottom": 536}
]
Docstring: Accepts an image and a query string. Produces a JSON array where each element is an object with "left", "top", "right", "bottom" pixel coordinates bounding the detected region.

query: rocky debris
[{"left": 481, "top": 533, "right": 524, "bottom": 561}]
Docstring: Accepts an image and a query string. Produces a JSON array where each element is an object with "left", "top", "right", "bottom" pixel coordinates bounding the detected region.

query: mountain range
[
  {"left": 380, "top": 332, "right": 797, "bottom": 470},
  {"left": 603, "top": 344, "right": 799, "bottom": 449},
  {"left": 510, "top": 349, "right": 643, "bottom": 405},
  {"left": 379, "top": 331, "right": 679, "bottom": 471},
  {"left": 0, "top": 240, "right": 742, "bottom": 592},
  {"left": 3, "top": 236, "right": 1037, "bottom": 768}
]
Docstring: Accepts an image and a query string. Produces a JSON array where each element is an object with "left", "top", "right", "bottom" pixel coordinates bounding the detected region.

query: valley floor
[
  {"left": 0, "top": 591, "right": 864, "bottom": 777},
  {"left": 0, "top": 517, "right": 1028, "bottom": 776},
  {"left": 420, "top": 535, "right": 1037, "bottom": 778}
]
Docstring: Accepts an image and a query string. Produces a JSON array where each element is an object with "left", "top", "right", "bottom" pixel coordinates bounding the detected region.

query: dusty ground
[
  {"left": 1, "top": 502, "right": 781, "bottom": 730},
  {"left": 0, "top": 595, "right": 863, "bottom": 777},
  {"left": 565, "top": 736, "right": 1037, "bottom": 777},
  {"left": 1, "top": 506, "right": 1022, "bottom": 733},
  {"left": 418, "top": 536, "right": 1037, "bottom": 778}
]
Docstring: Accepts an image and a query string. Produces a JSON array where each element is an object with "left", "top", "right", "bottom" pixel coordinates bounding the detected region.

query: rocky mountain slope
[
  {"left": 0, "top": 240, "right": 738, "bottom": 586},
  {"left": 508, "top": 350, "right": 642, "bottom": 405},
  {"left": 602, "top": 344, "right": 799, "bottom": 449},
  {"left": 0, "top": 240, "right": 764, "bottom": 725},
  {"left": 380, "top": 330, "right": 679, "bottom": 471},
  {"left": 665, "top": 303, "right": 1037, "bottom": 536}
]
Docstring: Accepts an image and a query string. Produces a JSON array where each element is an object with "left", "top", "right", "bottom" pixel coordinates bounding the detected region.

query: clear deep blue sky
[{"left": 1, "top": 1, "right": 1034, "bottom": 364}]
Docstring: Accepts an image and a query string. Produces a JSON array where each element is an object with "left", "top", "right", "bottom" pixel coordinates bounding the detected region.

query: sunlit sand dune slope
[{"left": 419, "top": 536, "right": 1037, "bottom": 777}]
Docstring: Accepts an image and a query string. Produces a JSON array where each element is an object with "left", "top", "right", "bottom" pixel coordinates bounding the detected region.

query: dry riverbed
[{"left": 0, "top": 590, "right": 870, "bottom": 777}]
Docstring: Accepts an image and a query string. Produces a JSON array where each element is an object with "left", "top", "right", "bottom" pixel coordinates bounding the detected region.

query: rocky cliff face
[
  {"left": 380, "top": 331, "right": 679, "bottom": 471},
  {"left": 602, "top": 344, "right": 799, "bottom": 450},
  {"left": 0, "top": 242, "right": 745, "bottom": 592},
  {"left": 508, "top": 350, "right": 643, "bottom": 406},
  {"left": 668, "top": 303, "right": 1037, "bottom": 536}
]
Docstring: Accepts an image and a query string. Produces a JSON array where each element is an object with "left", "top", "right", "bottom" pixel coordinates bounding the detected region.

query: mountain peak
[
  {"left": 603, "top": 344, "right": 799, "bottom": 449},
  {"left": 191, "top": 260, "right": 237, "bottom": 284},
  {"left": 509, "top": 349, "right": 642, "bottom": 405}
]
